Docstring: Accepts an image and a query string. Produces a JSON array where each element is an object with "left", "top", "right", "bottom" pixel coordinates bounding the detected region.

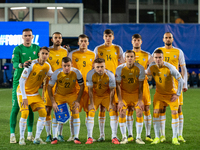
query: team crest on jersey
[
  {"left": 174, "top": 55, "right": 177, "bottom": 58},
  {"left": 45, "top": 72, "right": 47, "bottom": 75},
  {"left": 100, "top": 52, "right": 103, "bottom": 56},
  {"left": 105, "top": 82, "right": 107, "bottom": 84},
  {"left": 33, "top": 51, "right": 36, "bottom": 55},
  {"left": 90, "top": 59, "right": 93, "bottom": 62},
  {"left": 49, "top": 57, "right": 52, "bottom": 60},
  {"left": 73, "top": 80, "right": 76, "bottom": 82},
  {"left": 164, "top": 74, "right": 167, "bottom": 77},
  {"left": 136, "top": 75, "right": 138, "bottom": 78},
  {"left": 143, "top": 58, "right": 146, "bottom": 61},
  {"left": 59, "top": 80, "right": 62, "bottom": 83},
  {"left": 93, "top": 82, "right": 97, "bottom": 84},
  {"left": 75, "top": 58, "right": 79, "bottom": 62},
  {"left": 122, "top": 75, "right": 125, "bottom": 79},
  {"left": 33, "top": 72, "right": 36, "bottom": 76},
  {"left": 153, "top": 72, "right": 156, "bottom": 76},
  {"left": 115, "top": 52, "right": 117, "bottom": 55}
]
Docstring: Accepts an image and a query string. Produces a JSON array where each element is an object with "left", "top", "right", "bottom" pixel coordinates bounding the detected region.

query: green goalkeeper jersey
[{"left": 12, "top": 44, "right": 40, "bottom": 84}]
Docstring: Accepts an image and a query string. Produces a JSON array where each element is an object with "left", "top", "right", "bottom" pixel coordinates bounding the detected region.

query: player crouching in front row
[
  {"left": 48, "top": 57, "right": 84, "bottom": 144},
  {"left": 17, "top": 47, "right": 53, "bottom": 145}
]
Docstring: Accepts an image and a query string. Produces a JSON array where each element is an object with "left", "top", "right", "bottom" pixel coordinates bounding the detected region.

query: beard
[
  {"left": 134, "top": 46, "right": 140, "bottom": 49},
  {"left": 165, "top": 42, "right": 172, "bottom": 46}
]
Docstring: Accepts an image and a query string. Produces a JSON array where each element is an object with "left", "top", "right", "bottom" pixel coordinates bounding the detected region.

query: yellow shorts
[
  {"left": 121, "top": 91, "right": 142, "bottom": 110},
  {"left": 92, "top": 93, "right": 112, "bottom": 111},
  {"left": 17, "top": 94, "right": 45, "bottom": 112},
  {"left": 143, "top": 79, "right": 151, "bottom": 106},
  {"left": 179, "top": 91, "right": 183, "bottom": 105},
  {"left": 153, "top": 92, "right": 179, "bottom": 111},
  {"left": 54, "top": 93, "right": 77, "bottom": 111},
  {"left": 79, "top": 90, "right": 89, "bottom": 112}
]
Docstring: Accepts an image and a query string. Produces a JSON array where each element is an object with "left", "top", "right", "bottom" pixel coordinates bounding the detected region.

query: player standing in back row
[{"left": 94, "top": 29, "right": 124, "bottom": 141}]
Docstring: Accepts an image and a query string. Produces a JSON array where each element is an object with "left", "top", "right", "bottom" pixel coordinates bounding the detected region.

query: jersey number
[
  {"left": 159, "top": 77, "right": 162, "bottom": 83},
  {"left": 128, "top": 78, "right": 134, "bottom": 83},
  {"left": 165, "top": 57, "right": 170, "bottom": 62},
  {"left": 56, "top": 59, "right": 59, "bottom": 65},
  {"left": 37, "top": 75, "right": 42, "bottom": 81},
  {"left": 83, "top": 61, "right": 86, "bottom": 67},
  {"left": 64, "top": 82, "right": 70, "bottom": 88},
  {"left": 106, "top": 55, "right": 112, "bottom": 61}
]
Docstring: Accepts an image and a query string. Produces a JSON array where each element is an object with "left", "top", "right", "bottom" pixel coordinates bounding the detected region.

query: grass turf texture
[{"left": 0, "top": 88, "right": 199, "bottom": 150}]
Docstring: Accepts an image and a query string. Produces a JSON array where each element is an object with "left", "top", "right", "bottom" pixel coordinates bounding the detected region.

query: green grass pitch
[{"left": 0, "top": 88, "right": 199, "bottom": 150}]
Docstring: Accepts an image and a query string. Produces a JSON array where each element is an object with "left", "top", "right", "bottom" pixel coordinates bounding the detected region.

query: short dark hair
[
  {"left": 94, "top": 58, "right": 105, "bottom": 64},
  {"left": 22, "top": 28, "right": 32, "bottom": 33},
  {"left": 40, "top": 46, "right": 49, "bottom": 52},
  {"left": 132, "top": 34, "right": 142, "bottom": 40},
  {"left": 125, "top": 50, "right": 135, "bottom": 56},
  {"left": 153, "top": 49, "right": 163, "bottom": 55},
  {"left": 78, "top": 34, "right": 89, "bottom": 41},
  {"left": 52, "top": 32, "right": 62, "bottom": 37},
  {"left": 104, "top": 29, "right": 114, "bottom": 35},
  {"left": 164, "top": 32, "right": 173, "bottom": 38},
  {"left": 62, "top": 57, "right": 72, "bottom": 63}
]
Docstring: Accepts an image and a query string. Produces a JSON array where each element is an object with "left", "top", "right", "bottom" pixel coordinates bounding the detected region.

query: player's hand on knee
[
  {"left": 109, "top": 103, "right": 116, "bottom": 112},
  {"left": 118, "top": 101, "right": 125, "bottom": 112},
  {"left": 171, "top": 94, "right": 179, "bottom": 102},
  {"left": 136, "top": 101, "right": 144, "bottom": 111},
  {"left": 72, "top": 101, "right": 80, "bottom": 110},
  {"left": 23, "top": 60, "right": 32, "bottom": 68},
  {"left": 88, "top": 103, "right": 95, "bottom": 111},
  {"left": 52, "top": 102, "right": 59, "bottom": 112},
  {"left": 22, "top": 99, "right": 28, "bottom": 108}
]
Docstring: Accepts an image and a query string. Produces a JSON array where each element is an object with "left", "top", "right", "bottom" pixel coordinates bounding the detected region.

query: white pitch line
[{"left": 0, "top": 89, "right": 12, "bottom": 92}]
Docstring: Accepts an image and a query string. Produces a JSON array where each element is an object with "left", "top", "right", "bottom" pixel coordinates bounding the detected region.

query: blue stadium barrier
[{"left": 84, "top": 23, "right": 200, "bottom": 65}]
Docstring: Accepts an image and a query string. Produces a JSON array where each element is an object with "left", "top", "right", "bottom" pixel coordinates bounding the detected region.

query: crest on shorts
[
  {"left": 49, "top": 57, "right": 52, "bottom": 60},
  {"left": 75, "top": 58, "right": 79, "bottom": 62},
  {"left": 100, "top": 52, "right": 103, "bottom": 56},
  {"left": 33, "top": 72, "right": 36, "bottom": 76},
  {"left": 153, "top": 72, "right": 156, "bottom": 76}
]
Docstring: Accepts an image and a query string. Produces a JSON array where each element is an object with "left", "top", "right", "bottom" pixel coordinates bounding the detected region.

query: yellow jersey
[
  {"left": 147, "top": 62, "right": 182, "bottom": 95},
  {"left": 68, "top": 49, "right": 96, "bottom": 86},
  {"left": 116, "top": 63, "right": 145, "bottom": 94},
  {"left": 18, "top": 59, "right": 53, "bottom": 99},
  {"left": 47, "top": 46, "right": 68, "bottom": 72},
  {"left": 49, "top": 67, "right": 83, "bottom": 96},
  {"left": 86, "top": 69, "right": 116, "bottom": 97},
  {"left": 94, "top": 44, "right": 124, "bottom": 75}
]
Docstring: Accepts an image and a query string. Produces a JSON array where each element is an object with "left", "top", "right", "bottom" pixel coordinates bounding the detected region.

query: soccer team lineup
[{"left": 10, "top": 28, "right": 187, "bottom": 146}]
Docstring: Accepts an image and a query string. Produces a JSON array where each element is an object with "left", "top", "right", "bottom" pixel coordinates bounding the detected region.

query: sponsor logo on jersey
[
  {"left": 75, "top": 58, "right": 79, "bottom": 62},
  {"left": 33, "top": 51, "right": 36, "bottom": 55},
  {"left": 82, "top": 56, "right": 86, "bottom": 58},
  {"left": 60, "top": 108, "right": 63, "bottom": 112},
  {"left": 33, "top": 72, "right": 36, "bottom": 76},
  {"left": 129, "top": 73, "right": 133, "bottom": 75},
  {"left": 107, "top": 50, "right": 110, "bottom": 52},
  {"left": 65, "top": 114, "right": 68, "bottom": 117},
  {"left": 100, "top": 52, "right": 103, "bottom": 56},
  {"left": 59, "top": 115, "right": 61, "bottom": 118},
  {"left": 56, "top": 55, "right": 60, "bottom": 56},
  {"left": 49, "top": 57, "right": 52, "bottom": 60}
]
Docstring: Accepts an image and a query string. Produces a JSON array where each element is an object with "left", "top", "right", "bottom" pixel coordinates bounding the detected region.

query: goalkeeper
[{"left": 10, "top": 28, "right": 40, "bottom": 143}]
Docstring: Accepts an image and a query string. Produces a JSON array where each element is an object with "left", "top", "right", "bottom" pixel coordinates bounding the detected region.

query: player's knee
[
  {"left": 136, "top": 109, "right": 143, "bottom": 117},
  {"left": 144, "top": 105, "right": 150, "bottom": 111},
  {"left": 46, "top": 106, "right": 52, "bottom": 115},
  {"left": 119, "top": 109, "right": 126, "bottom": 118},
  {"left": 88, "top": 110, "right": 95, "bottom": 117},
  {"left": 21, "top": 109, "right": 29, "bottom": 119},
  {"left": 171, "top": 110, "right": 178, "bottom": 115},
  {"left": 38, "top": 108, "right": 47, "bottom": 118},
  {"left": 153, "top": 109, "right": 159, "bottom": 114},
  {"left": 98, "top": 111, "right": 105, "bottom": 117},
  {"left": 99, "top": 105, "right": 106, "bottom": 112},
  {"left": 46, "top": 115, "right": 51, "bottom": 121},
  {"left": 178, "top": 105, "right": 182, "bottom": 113},
  {"left": 109, "top": 110, "right": 117, "bottom": 116}
]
